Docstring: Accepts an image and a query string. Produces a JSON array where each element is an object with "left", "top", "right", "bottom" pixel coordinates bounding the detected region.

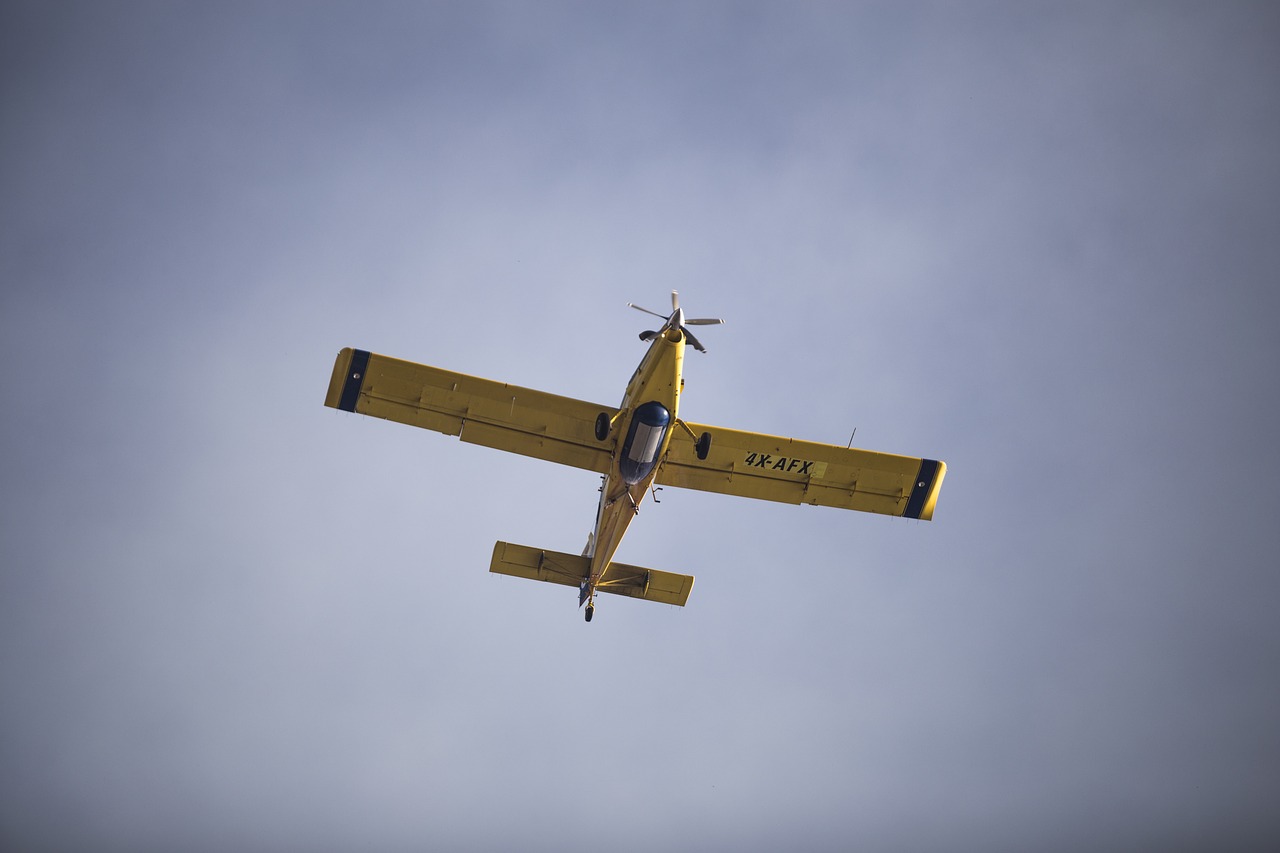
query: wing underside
[
  {"left": 325, "top": 348, "right": 616, "bottom": 473},
  {"left": 659, "top": 421, "right": 946, "bottom": 520}
]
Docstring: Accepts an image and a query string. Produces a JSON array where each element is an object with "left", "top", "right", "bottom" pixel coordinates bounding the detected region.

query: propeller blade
[
  {"left": 627, "top": 303, "right": 669, "bottom": 321},
  {"left": 630, "top": 295, "right": 721, "bottom": 353},
  {"left": 682, "top": 327, "right": 708, "bottom": 353}
]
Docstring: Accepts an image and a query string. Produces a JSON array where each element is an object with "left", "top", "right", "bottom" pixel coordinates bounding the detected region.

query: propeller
[{"left": 627, "top": 290, "right": 724, "bottom": 353}]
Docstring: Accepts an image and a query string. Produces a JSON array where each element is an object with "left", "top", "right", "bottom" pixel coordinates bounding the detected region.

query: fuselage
[{"left": 586, "top": 327, "right": 686, "bottom": 587}]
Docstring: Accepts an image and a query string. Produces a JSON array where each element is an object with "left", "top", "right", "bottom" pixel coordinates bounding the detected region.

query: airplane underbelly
[{"left": 589, "top": 482, "right": 637, "bottom": 580}]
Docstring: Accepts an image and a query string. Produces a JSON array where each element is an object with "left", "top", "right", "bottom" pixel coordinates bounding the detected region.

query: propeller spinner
[{"left": 627, "top": 290, "right": 724, "bottom": 353}]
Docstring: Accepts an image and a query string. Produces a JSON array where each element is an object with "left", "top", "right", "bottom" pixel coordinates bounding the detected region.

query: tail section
[{"left": 489, "top": 541, "right": 694, "bottom": 607}]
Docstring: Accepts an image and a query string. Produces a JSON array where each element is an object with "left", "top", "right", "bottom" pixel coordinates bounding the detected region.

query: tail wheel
[
  {"left": 695, "top": 431, "right": 712, "bottom": 460},
  {"left": 595, "top": 413, "right": 610, "bottom": 442}
]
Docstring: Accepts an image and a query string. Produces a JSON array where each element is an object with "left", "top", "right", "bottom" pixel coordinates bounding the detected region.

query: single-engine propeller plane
[{"left": 325, "top": 292, "right": 946, "bottom": 621}]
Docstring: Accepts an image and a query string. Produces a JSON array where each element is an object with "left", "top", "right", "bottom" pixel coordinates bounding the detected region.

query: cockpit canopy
[{"left": 619, "top": 401, "right": 671, "bottom": 484}]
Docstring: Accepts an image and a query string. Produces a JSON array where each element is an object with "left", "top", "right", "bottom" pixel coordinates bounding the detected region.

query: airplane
[{"left": 324, "top": 292, "right": 946, "bottom": 622}]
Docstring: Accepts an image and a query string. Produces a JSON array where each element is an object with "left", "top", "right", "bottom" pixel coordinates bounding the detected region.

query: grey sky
[{"left": 3, "top": 2, "right": 1278, "bottom": 851}]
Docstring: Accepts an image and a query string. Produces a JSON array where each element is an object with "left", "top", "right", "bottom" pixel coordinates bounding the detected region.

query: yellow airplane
[{"left": 324, "top": 292, "right": 946, "bottom": 622}]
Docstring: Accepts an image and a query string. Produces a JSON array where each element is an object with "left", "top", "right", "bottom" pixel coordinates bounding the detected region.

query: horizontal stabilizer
[{"left": 489, "top": 541, "right": 694, "bottom": 607}]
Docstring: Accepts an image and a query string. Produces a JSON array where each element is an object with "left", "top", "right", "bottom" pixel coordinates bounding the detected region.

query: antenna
[{"left": 847, "top": 428, "right": 857, "bottom": 449}]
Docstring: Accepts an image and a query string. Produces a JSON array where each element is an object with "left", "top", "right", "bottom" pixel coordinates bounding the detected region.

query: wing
[
  {"left": 658, "top": 421, "right": 946, "bottom": 520},
  {"left": 325, "top": 348, "right": 616, "bottom": 473}
]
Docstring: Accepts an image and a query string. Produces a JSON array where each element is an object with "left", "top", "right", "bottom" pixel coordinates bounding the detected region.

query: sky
[{"left": 2, "top": 2, "right": 1278, "bottom": 850}]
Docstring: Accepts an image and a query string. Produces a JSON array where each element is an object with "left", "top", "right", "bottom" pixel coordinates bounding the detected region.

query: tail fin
[{"left": 489, "top": 541, "right": 694, "bottom": 606}]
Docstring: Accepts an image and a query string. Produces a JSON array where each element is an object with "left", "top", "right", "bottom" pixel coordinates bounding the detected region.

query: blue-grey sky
[{"left": 3, "top": 2, "right": 1278, "bottom": 851}]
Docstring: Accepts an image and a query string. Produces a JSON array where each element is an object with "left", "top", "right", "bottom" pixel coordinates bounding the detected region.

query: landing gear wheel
[
  {"left": 595, "top": 412, "right": 610, "bottom": 442},
  {"left": 585, "top": 604, "right": 594, "bottom": 622},
  {"left": 695, "top": 431, "right": 712, "bottom": 460}
]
